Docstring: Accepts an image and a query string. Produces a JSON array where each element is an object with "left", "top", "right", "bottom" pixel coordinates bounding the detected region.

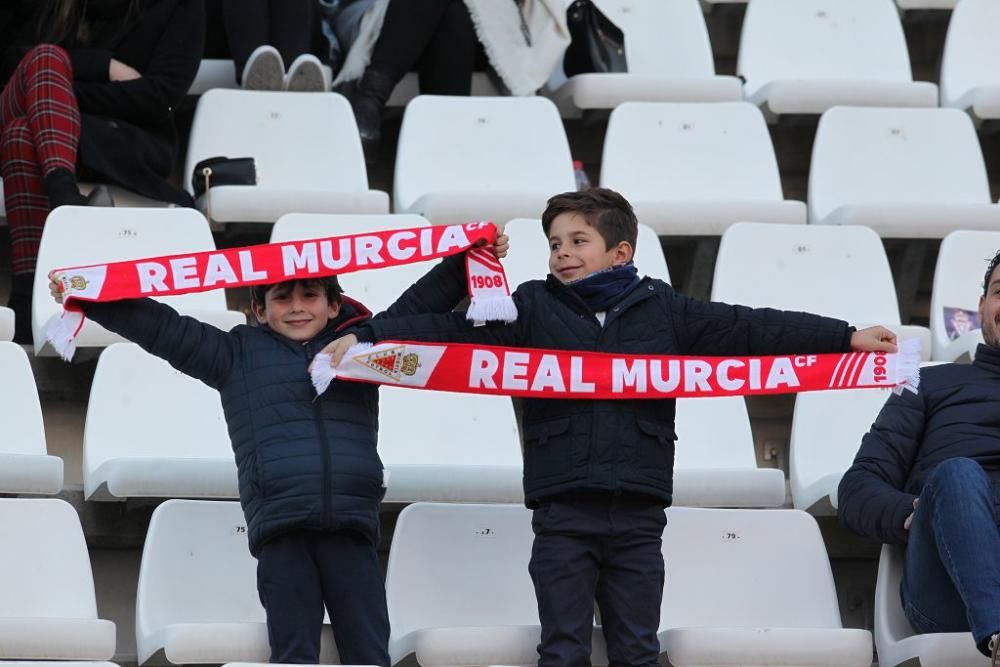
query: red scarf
[
  {"left": 311, "top": 339, "right": 922, "bottom": 399},
  {"left": 49, "top": 222, "right": 515, "bottom": 360}
]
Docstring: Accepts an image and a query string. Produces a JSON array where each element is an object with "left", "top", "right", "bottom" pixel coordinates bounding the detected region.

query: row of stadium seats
[
  {"left": 1, "top": 498, "right": 983, "bottom": 667},
  {"left": 6, "top": 209, "right": 989, "bottom": 360},
  {"left": 190, "top": 0, "right": 1000, "bottom": 123},
  {"left": 4, "top": 213, "right": 994, "bottom": 509},
  {"left": 5, "top": 96, "right": 1000, "bottom": 239}
]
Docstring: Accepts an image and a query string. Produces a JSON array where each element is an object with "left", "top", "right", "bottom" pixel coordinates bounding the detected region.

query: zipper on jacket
[{"left": 306, "top": 342, "right": 333, "bottom": 529}]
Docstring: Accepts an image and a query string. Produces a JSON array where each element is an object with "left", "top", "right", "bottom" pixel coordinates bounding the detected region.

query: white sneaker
[
  {"left": 242, "top": 45, "right": 284, "bottom": 91},
  {"left": 285, "top": 53, "right": 327, "bottom": 92},
  {"left": 990, "top": 633, "right": 999, "bottom": 667}
]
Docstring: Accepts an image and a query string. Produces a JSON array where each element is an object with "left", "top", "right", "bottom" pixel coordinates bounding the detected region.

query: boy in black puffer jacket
[
  {"left": 323, "top": 188, "right": 898, "bottom": 667},
  {"left": 48, "top": 239, "right": 506, "bottom": 666}
]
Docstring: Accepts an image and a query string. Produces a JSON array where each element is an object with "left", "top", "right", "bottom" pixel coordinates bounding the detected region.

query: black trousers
[
  {"left": 529, "top": 492, "right": 667, "bottom": 667},
  {"left": 222, "top": 0, "right": 316, "bottom": 80},
  {"left": 369, "top": 0, "right": 480, "bottom": 95},
  {"left": 256, "top": 529, "right": 390, "bottom": 666}
]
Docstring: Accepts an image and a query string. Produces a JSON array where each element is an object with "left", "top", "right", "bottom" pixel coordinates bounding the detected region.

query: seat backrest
[
  {"left": 271, "top": 213, "right": 435, "bottom": 314},
  {"left": 790, "top": 387, "right": 889, "bottom": 502},
  {"left": 590, "top": 0, "right": 717, "bottom": 76},
  {"left": 875, "top": 544, "right": 915, "bottom": 647},
  {"left": 601, "top": 102, "right": 784, "bottom": 202},
  {"left": 940, "top": 0, "right": 1000, "bottom": 108},
  {"left": 83, "top": 343, "right": 231, "bottom": 484},
  {"left": 808, "top": 107, "right": 991, "bottom": 223},
  {"left": 386, "top": 503, "right": 538, "bottom": 640},
  {"left": 378, "top": 387, "right": 521, "bottom": 466},
  {"left": 0, "top": 498, "right": 101, "bottom": 619},
  {"left": 137, "top": 500, "right": 264, "bottom": 635},
  {"left": 184, "top": 89, "right": 369, "bottom": 193},
  {"left": 674, "top": 397, "right": 756, "bottom": 469},
  {"left": 712, "top": 222, "right": 902, "bottom": 325},
  {"left": 502, "top": 219, "right": 670, "bottom": 290},
  {"left": 0, "top": 342, "right": 47, "bottom": 457},
  {"left": 738, "top": 0, "right": 915, "bottom": 98},
  {"left": 393, "top": 96, "right": 575, "bottom": 212},
  {"left": 661, "top": 507, "right": 843, "bottom": 629},
  {"left": 930, "top": 230, "right": 1000, "bottom": 355},
  {"left": 33, "top": 207, "right": 230, "bottom": 329}
]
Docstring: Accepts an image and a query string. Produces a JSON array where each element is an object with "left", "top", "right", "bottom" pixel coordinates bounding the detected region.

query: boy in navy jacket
[{"left": 324, "top": 189, "right": 896, "bottom": 666}]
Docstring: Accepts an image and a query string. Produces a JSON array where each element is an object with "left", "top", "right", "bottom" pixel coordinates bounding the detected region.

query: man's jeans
[{"left": 900, "top": 457, "right": 1000, "bottom": 655}]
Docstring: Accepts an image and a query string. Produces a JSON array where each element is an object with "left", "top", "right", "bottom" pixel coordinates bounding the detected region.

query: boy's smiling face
[
  {"left": 547, "top": 212, "right": 633, "bottom": 284},
  {"left": 252, "top": 281, "right": 340, "bottom": 342}
]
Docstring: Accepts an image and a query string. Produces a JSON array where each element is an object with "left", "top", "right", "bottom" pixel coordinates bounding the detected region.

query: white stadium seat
[
  {"left": 393, "top": 96, "right": 576, "bottom": 226},
  {"left": 83, "top": 343, "right": 237, "bottom": 501},
  {"left": 270, "top": 213, "right": 437, "bottom": 315},
  {"left": 0, "top": 343, "right": 62, "bottom": 494},
  {"left": 790, "top": 387, "right": 891, "bottom": 515},
  {"left": 136, "top": 500, "right": 338, "bottom": 666},
  {"left": 502, "top": 219, "right": 670, "bottom": 290},
  {"left": 942, "top": 0, "right": 1000, "bottom": 122},
  {"left": 600, "top": 102, "right": 805, "bottom": 235},
  {"left": 0, "top": 498, "right": 116, "bottom": 660},
  {"left": 549, "top": 0, "right": 741, "bottom": 117},
  {"left": 0, "top": 306, "right": 13, "bottom": 341},
  {"left": 658, "top": 507, "right": 873, "bottom": 667},
  {"left": 32, "top": 207, "right": 245, "bottom": 356},
  {"left": 876, "top": 544, "right": 990, "bottom": 667},
  {"left": 738, "top": 0, "right": 937, "bottom": 119},
  {"left": 897, "top": 0, "right": 957, "bottom": 8},
  {"left": 808, "top": 107, "right": 1000, "bottom": 238},
  {"left": 184, "top": 89, "right": 388, "bottom": 223},
  {"left": 930, "top": 231, "right": 1000, "bottom": 361},
  {"left": 673, "top": 397, "right": 786, "bottom": 508},
  {"left": 712, "top": 222, "right": 932, "bottom": 359},
  {"left": 377, "top": 388, "right": 523, "bottom": 504},
  {"left": 385, "top": 503, "right": 607, "bottom": 667}
]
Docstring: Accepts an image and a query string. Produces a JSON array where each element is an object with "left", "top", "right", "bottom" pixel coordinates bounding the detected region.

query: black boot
[
  {"left": 8, "top": 272, "right": 33, "bottom": 345},
  {"left": 44, "top": 167, "right": 87, "bottom": 209},
  {"left": 337, "top": 69, "right": 396, "bottom": 151}
]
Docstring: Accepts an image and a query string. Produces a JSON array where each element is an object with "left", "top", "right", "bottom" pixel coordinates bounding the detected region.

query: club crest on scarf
[{"left": 353, "top": 346, "right": 421, "bottom": 382}]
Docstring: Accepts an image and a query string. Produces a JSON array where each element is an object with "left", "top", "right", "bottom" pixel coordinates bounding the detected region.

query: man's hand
[
  {"left": 48, "top": 271, "right": 65, "bottom": 304},
  {"left": 850, "top": 326, "right": 897, "bottom": 353},
  {"left": 309, "top": 333, "right": 359, "bottom": 372},
  {"left": 904, "top": 497, "right": 919, "bottom": 531},
  {"left": 109, "top": 59, "right": 141, "bottom": 82}
]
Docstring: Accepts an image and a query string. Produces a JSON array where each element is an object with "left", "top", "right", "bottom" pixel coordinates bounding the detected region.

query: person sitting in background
[
  {"left": 0, "top": 0, "right": 203, "bottom": 344},
  {"left": 331, "top": 0, "right": 570, "bottom": 151},
  {"left": 839, "top": 249, "right": 1000, "bottom": 665},
  {"left": 221, "top": 0, "right": 327, "bottom": 92}
]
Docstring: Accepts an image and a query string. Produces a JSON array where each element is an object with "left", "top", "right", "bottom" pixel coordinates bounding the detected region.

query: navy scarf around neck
[{"left": 566, "top": 262, "right": 641, "bottom": 312}]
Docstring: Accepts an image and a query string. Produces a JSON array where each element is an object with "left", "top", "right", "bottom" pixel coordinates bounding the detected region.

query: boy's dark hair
[
  {"left": 984, "top": 250, "right": 1000, "bottom": 297},
  {"left": 250, "top": 277, "right": 343, "bottom": 308},
  {"left": 541, "top": 188, "right": 638, "bottom": 251}
]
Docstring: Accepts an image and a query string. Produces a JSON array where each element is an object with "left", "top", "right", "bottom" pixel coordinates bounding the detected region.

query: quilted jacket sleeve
[
  {"left": 671, "top": 292, "right": 855, "bottom": 356},
  {"left": 81, "top": 298, "right": 238, "bottom": 390},
  {"left": 838, "top": 389, "right": 924, "bottom": 545}
]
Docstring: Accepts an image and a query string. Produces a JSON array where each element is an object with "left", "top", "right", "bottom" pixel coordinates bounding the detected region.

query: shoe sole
[
  {"left": 244, "top": 52, "right": 284, "bottom": 91},
  {"left": 286, "top": 61, "right": 326, "bottom": 92}
]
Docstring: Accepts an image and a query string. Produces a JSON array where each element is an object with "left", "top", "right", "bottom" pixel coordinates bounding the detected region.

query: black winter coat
[
  {"left": 82, "top": 256, "right": 468, "bottom": 555},
  {"left": 839, "top": 343, "right": 1000, "bottom": 546},
  {"left": 1, "top": 0, "right": 203, "bottom": 206},
  {"left": 362, "top": 275, "right": 855, "bottom": 507}
]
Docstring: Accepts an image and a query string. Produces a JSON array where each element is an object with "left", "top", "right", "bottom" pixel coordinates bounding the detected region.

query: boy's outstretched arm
[{"left": 49, "top": 271, "right": 238, "bottom": 389}]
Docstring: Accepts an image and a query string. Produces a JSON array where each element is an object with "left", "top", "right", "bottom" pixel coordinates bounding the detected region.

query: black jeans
[
  {"left": 529, "top": 492, "right": 667, "bottom": 667},
  {"left": 256, "top": 529, "right": 390, "bottom": 666},
  {"left": 369, "top": 0, "right": 480, "bottom": 95},
  {"left": 222, "top": 0, "right": 315, "bottom": 80}
]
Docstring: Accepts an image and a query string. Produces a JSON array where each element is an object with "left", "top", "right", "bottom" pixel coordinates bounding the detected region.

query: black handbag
[
  {"left": 563, "top": 0, "right": 628, "bottom": 78},
  {"left": 191, "top": 156, "right": 257, "bottom": 199}
]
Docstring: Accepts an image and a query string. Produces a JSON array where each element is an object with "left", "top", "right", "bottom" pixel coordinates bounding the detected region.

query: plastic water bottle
[{"left": 573, "top": 160, "right": 591, "bottom": 191}]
